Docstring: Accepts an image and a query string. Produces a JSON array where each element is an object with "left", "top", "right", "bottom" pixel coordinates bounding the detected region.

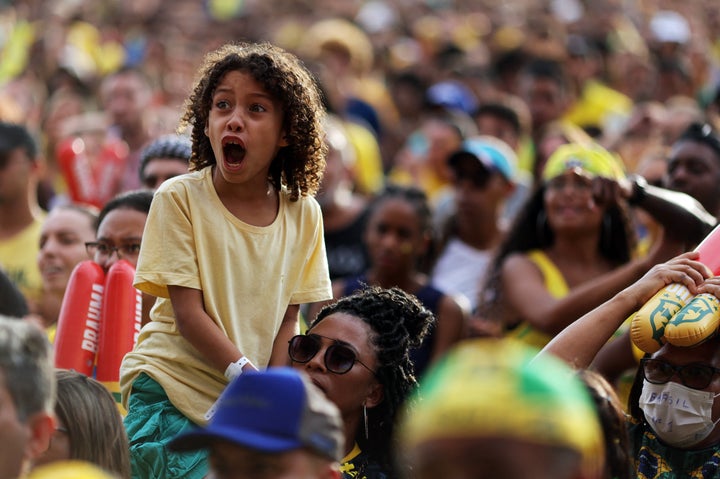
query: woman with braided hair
[{"left": 290, "top": 285, "right": 435, "bottom": 479}]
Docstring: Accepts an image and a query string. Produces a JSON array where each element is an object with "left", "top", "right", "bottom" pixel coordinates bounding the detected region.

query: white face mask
[{"left": 639, "top": 380, "right": 720, "bottom": 448}]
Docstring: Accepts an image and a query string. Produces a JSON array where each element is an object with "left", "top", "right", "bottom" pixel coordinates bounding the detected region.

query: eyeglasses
[
  {"left": 85, "top": 242, "right": 142, "bottom": 259},
  {"left": 641, "top": 357, "right": 720, "bottom": 390},
  {"left": 288, "top": 333, "right": 376, "bottom": 375}
]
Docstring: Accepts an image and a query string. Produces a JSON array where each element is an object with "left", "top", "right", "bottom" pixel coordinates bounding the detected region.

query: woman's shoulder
[
  {"left": 502, "top": 251, "right": 540, "bottom": 273},
  {"left": 500, "top": 251, "right": 552, "bottom": 291}
]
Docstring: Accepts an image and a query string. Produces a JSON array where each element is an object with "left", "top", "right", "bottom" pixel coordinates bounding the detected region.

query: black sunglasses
[
  {"left": 641, "top": 357, "right": 720, "bottom": 390},
  {"left": 288, "top": 333, "right": 376, "bottom": 375}
]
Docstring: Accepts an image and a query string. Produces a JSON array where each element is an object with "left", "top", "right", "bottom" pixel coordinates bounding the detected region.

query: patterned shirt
[
  {"left": 631, "top": 421, "right": 720, "bottom": 478},
  {"left": 340, "top": 443, "right": 389, "bottom": 479}
]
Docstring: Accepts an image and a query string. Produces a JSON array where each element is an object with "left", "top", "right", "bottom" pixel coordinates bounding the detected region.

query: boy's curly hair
[
  {"left": 179, "top": 42, "right": 326, "bottom": 200},
  {"left": 311, "top": 285, "right": 435, "bottom": 475}
]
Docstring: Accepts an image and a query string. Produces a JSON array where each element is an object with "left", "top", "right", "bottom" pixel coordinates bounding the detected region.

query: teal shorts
[{"left": 124, "top": 373, "right": 209, "bottom": 479}]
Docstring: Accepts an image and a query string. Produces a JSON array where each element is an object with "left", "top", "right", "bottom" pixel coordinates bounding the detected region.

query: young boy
[{"left": 120, "top": 42, "right": 332, "bottom": 478}]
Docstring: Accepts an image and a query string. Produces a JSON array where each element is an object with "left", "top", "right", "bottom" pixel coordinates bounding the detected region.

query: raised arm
[
  {"left": 540, "top": 252, "right": 709, "bottom": 368},
  {"left": 596, "top": 175, "right": 716, "bottom": 245},
  {"left": 634, "top": 181, "right": 716, "bottom": 243}
]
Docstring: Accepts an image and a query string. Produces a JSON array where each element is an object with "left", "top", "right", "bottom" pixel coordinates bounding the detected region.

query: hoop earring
[{"left": 363, "top": 404, "right": 369, "bottom": 440}]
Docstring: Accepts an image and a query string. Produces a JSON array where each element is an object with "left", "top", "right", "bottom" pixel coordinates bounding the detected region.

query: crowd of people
[{"left": 3, "top": 0, "right": 720, "bottom": 478}]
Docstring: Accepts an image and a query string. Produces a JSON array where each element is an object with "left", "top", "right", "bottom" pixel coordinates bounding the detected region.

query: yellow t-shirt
[
  {"left": 506, "top": 250, "right": 568, "bottom": 350},
  {"left": 344, "top": 121, "right": 384, "bottom": 196},
  {"left": 0, "top": 214, "right": 45, "bottom": 308},
  {"left": 120, "top": 167, "right": 332, "bottom": 424},
  {"left": 563, "top": 79, "right": 633, "bottom": 131}
]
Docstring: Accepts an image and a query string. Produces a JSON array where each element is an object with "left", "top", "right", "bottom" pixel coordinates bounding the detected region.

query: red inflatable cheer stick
[
  {"left": 56, "top": 135, "right": 127, "bottom": 209},
  {"left": 95, "top": 260, "right": 142, "bottom": 409},
  {"left": 54, "top": 261, "right": 105, "bottom": 376},
  {"left": 631, "top": 224, "right": 720, "bottom": 352},
  {"left": 664, "top": 225, "right": 720, "bottom": 346}
]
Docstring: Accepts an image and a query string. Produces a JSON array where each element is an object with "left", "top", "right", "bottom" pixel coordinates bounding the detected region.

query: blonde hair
[{"left": 54, "top": 370, "right": 131, "bottom": 479}]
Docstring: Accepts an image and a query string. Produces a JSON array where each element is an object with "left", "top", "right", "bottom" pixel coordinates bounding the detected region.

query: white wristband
[{"left": 224, "top": 356, "right": 252, "bottom": 381}]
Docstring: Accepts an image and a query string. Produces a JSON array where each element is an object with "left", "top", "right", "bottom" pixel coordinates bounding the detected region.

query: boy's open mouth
[{"left": 223, "top": 140, "right": 246, "bottom": 165}]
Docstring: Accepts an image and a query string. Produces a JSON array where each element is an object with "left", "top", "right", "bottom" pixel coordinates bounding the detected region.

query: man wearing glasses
[
  {"left": 85, "top": 189, "right": 154, "bottom": 326},
  {"left": 543, "top": 252, "right": 720, "bottom": 478}
]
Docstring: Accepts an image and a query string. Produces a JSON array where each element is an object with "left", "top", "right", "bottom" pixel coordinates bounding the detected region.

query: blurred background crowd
[
  {"left": 1, "top": 0, "right": 719, "bottom": 209},
  {"left": 3, "top": 1, "right": 720, "bottom": 478}
]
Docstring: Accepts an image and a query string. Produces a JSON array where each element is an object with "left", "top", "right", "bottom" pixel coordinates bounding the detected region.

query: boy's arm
[
  {"left": 269, "top": 304, "right": 300, "bottom": 367},
  {"left": 168, "top": 285, "right": 257, "bottom": 375}
]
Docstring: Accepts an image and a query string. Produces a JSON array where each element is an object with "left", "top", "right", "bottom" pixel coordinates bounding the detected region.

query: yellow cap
[
  {"left": 398, "top": 339, "right": 604, "bottom": 478},
  {"left": 28, "top": 461, "right": 116, "bottom": 479}
]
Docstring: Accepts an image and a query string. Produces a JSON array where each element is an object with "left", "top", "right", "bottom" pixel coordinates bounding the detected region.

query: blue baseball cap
[
  {"left": 169, "top": 367, "right": 344, "bottom": 461},
  {"left": 448, "top": 135, "right": 517, "bottom": 182}
]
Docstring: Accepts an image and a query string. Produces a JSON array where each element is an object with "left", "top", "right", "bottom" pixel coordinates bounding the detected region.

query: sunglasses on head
[
  {"left": 288, "top": 333, "right": 376, "bottom": 375},
  {"left": 641, "top": 357, "right": 720, "bottom": 390}
]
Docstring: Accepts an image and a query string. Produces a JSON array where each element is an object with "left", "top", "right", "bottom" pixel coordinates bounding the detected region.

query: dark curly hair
[
  {"left": 310, "top": 285, "right": 435, "bottom": 474},
  {"left": 179, "top": 42, "right": 327, "bottom": 201}
]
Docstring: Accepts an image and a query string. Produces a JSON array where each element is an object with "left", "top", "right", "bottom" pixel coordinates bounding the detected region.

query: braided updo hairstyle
[{"left": 310, "top": 285, "right": 435, "bottom": 473}]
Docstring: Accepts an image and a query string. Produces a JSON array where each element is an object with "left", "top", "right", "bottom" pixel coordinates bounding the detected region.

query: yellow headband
[{"left": 542, "top": 143, "right": 625, "bottom": 182}]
